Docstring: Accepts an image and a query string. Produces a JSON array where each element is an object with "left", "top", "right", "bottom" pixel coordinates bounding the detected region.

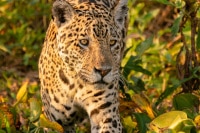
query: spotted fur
[{"left": 39, "top": 0, "right": 128, "bottom": 132}]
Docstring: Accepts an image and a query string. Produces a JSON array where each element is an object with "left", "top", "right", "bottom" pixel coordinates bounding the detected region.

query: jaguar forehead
[
  {"left": 79, "top": 0, "right": 96, "bottom": 3},
  {"left": 92, "top": 22, "right": 109, "bottom": 38},
  {"left": 66, "top": 0, "right": 117, "bottom": 8}
]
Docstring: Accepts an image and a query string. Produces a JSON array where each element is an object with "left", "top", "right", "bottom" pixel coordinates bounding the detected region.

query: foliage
[
  {"left": 148, "top": 111, "right": 196, "bottom": 133},
  {"left": 0, "top": 0, "right": 200, "bottom": 133},
  {"left": 0, "top": 0, "right": 51, "bottom": 70}
]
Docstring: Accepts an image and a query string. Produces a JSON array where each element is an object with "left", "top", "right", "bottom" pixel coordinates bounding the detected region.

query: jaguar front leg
[{"left": 88, "top": 100, "right": 122, "bottom": 133}]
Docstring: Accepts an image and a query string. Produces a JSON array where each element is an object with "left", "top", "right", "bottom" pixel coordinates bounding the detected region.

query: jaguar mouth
[
  {"left": 79, "top": 72, "right": 109, "bottom": 85},
  {"left": 79, "top": 75, "right": 109, "bottom": 85},
  {"left": 93, "top": 79, "right": 109, "bottom": 85}
]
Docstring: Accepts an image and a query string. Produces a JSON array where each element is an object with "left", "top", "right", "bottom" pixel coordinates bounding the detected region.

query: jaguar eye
[
  {"left": 79, "top": 39, "right": 89, "bottom": 48},
  {"left": 110, "top": 40, "right": 117, "bottom": 46}
]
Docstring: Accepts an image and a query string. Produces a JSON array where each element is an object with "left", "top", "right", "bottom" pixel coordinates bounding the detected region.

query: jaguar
[{"left": 39, "top": 0, "right": 128, "bottom": 132}]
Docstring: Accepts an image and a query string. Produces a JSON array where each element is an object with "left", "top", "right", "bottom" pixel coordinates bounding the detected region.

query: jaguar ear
[
  {"left": 52, "top": 0, "right": 75, "bottom": 27},
  {"left": 114, "top": 0, "right": 128, "bottom": 29}
]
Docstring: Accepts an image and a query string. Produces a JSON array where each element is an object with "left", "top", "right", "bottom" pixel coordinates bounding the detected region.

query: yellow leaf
[
  {"left": 123, "top": 116, "right": 137, "bottom": 128},
  {"left": 194, "top": 115, "right": 200, "bottom": 127},
  {"left": 16, "top": 81, "right": 29, "bottom": 103},
  {"left": 132, "top": 94, "right": 155, "bottom": 119},
  {"left": 149, "top": 111, "right": 187, "bottom": 129},
  {"left": 40, "top": 114, "right": 64, "bottom": 133}
]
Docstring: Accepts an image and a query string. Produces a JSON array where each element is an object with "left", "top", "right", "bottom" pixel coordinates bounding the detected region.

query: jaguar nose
[{"left": 94, "top": 67, "right": 111, "bottom": 77}]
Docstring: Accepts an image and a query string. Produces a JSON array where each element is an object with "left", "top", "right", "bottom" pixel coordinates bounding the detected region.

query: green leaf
[
  {"left": 131, "top": 65, "right": 152, "bottom": 76},
  {"left": 28, "top": 82, "right": 39, "bottom": 94},
  {"left": 123, "top": 55, "right": 138, "bottom": 78},
  {"left": 171, "top": 16, "right": 182, "bottom": 37},
  {"left": 135, "top": 36, "right": 153, "bottom": 57},
  {"left": 5, "top": 118, "right": 11, "bottom": 133},
  {"left": 173, "top": 93, "right": 199, "bottom": 117},
  {"left": 123, "top": 55, "right": 151, "bottom": 79},
  {"left": 134, "top": 113, "right": 151, "bottom": 133},
  {"left": 0, "top": 130, "right": 6, "bottom": 133},
  {"left": 156, "top": 83, "right": 180, "bottom": 106},
  {"left": 153, "top": 0, "right": 174, "bottom": 5},
  {"left": 29, "top": 98, "right": 42, "bottom": 122},
  {"left": 157, "top": 74, "right": 199, "bottom": 106},
  {"left": 173, "top": 0, "right": 186, "bottom": 8},
  {"left": 173, "top": 119, "right": 196, "bottom": 133},
  {"left": 130, "top": 76, "right": 145, "bottom": 92}
]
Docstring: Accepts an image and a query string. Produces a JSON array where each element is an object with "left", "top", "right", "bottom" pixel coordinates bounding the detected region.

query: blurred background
[{"left": 0, "top": 0, "right": 199, "bottom": 132}]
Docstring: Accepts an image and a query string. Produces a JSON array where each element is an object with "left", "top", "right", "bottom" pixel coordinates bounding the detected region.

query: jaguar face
[{"left": 55, "top": 3, "right": 125, "bottom": 85}]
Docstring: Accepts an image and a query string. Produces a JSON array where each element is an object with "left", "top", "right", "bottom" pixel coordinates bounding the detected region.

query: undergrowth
[{"left": 0, "top": 0, "right": 200, "bottom": 132}]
